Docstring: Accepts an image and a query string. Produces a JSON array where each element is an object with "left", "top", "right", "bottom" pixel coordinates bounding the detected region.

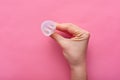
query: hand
[
  {"left": 50, "top": 23, "right": 90, "bottom": 67},
  {"left": 50, "top": 23, "right": 90, "bottom": 80}
]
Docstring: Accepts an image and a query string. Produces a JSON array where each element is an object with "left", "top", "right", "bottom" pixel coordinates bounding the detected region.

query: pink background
[{"left": 0, "top": 0, "right": 120, "bottom": 80}]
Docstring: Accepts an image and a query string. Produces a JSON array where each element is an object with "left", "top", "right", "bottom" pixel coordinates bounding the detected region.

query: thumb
[{"left": 50, "top": 32, "right": 65, "bottom": 45}]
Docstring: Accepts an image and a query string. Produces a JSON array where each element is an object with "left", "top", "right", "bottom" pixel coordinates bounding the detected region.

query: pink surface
[{"left": 0, "top": 0, "right": 120, "bottom": 80}]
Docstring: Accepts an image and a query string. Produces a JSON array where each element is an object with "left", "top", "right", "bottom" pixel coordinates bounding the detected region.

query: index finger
[{"left": 56, "top": 23, "right": 85, "bottom": 36}]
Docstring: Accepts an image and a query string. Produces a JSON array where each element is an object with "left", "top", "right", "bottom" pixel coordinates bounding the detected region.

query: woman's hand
[
  {"left": 50, "top": 23, "right": 90, "bottom": 80},
  {"left": 50, "top": 23, "right": 90, "bottom": 67}
]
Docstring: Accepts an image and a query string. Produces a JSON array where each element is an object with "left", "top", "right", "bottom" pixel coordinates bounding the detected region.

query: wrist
[
  {"left": 70, "top": 60, "right": 86, "bottom": 70},
  {"left": 69, "top": 56, "right": 86, "bottom": 69},
  {"left": 70, "top": 61, "right": 87, "bottom": 80}
]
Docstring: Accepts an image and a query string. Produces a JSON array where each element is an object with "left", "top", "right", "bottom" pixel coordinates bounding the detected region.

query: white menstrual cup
[{"left": 41, "top": 20, "right": 56, "bottom": 36}]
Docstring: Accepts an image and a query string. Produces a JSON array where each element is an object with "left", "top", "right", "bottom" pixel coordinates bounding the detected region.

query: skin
[{"left": 50, "top": 23, "right": 90, "bottom": 80}]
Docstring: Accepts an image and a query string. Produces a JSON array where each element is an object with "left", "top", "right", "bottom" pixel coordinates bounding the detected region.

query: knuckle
[
  {"left": 67, "top": 23, "right": 74, "bottom": 26},
  {"left": 85, "top": 32, "right": 90, "bottom": 38}
]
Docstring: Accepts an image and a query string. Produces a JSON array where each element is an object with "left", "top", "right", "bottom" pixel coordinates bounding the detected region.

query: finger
[
  {"left": 56, "top": 23, "right": 85, "bottom": 36},
  {"left": 50, "top": 32, "right": 65, "bottom": 44}
]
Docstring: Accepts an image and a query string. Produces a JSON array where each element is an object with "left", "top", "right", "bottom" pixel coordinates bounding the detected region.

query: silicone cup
[{"left": 41, "top": 20, "right": 56, "bottom": 36}]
